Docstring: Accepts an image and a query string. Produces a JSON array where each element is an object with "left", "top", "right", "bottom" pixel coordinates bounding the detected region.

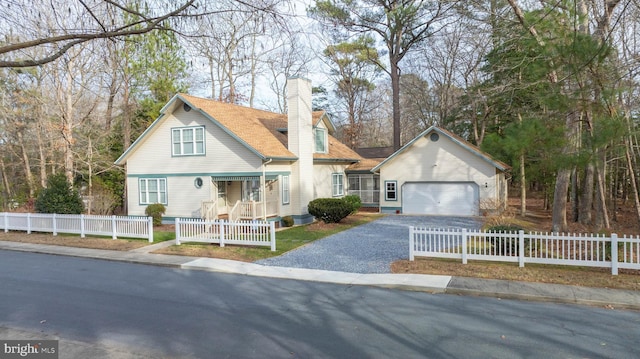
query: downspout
[{"left": 262, "top": 158, "right": 273, "bottom": 220}]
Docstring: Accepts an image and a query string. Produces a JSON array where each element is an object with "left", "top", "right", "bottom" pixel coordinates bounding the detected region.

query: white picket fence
[
  {"left": 1, "top": 212, "right": 154, "bottom": 242},
  {"left": 175, "top": 218, "right": 276, "bottom": 251},
  {"left": 410, "top": 227, "right": 640, "bottom": 275}
]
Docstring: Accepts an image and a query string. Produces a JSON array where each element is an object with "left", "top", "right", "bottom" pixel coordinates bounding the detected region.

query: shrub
[
  {"left": 145, "top": 203, "right": 166, "bottom": 226},
  {"left": 486, "top": 224, "right": 526, "bottom": 256},
  {"left": 86, "top": 180, "right": 119, "bottom": 215},
  {"left": 308, "top": 198, "right": 352, "bottom": 223},
  {"left": 35, "top": 173, "right": 84, "bottom": 214},
  {"left": 281, "top": 216, "right": 294, "bottom": 227},
  {"left": 342, "top": 195, "right": 362, "bottom": 214}
]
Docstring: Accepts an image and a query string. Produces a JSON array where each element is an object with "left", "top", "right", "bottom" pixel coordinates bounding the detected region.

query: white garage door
[{"left": 402, "top": 182, "right": 479, "bottom": 216}]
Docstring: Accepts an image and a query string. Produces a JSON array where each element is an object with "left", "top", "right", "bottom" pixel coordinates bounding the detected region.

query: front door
[{"left": 216, "top": 181, "right": 228, "bottom": 214}]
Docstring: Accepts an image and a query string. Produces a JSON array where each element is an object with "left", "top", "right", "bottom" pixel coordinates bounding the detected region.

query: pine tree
[{"left": 35, "top": 173, "right": 84, "bottom": 214}]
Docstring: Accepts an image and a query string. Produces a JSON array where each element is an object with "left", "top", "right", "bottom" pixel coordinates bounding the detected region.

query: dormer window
[{"left": 314, "top": 127, "right": 327, "bottom": 153}]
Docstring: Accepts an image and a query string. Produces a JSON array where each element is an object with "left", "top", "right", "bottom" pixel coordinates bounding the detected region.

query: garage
[{"left": 402, "top": 182, "right": 479, "bottom": 216}]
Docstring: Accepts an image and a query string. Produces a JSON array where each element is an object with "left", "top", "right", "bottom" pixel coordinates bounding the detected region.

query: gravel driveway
[{"left": 255, "top": 215, "right": 483, "bottom": 274}]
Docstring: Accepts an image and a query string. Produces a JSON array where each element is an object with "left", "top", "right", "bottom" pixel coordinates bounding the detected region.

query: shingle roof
[
  {"left": 314, "top": 135, "right": 362, "bottom": 161},
  {"left": 181, "top": 94, "right": 296, "bottom": 159},
  {"left": 115, "top": 93, "right": 365, "bottom": 165},
  {"left": 355, "top": 146, "right": 395, "bottom": 159},
  {"left": 181, "top": 94, "right": 361, "bottom": 162},
  {"left": 347, "top": 158, "right": 382, "bottom": 172}
]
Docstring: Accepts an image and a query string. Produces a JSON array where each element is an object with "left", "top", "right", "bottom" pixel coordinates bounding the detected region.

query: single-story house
[
  {"left": 372, "top": 127, "right": 510, "bottom": 216},
  {"left": 115, "top": 77, "right": 509, "bottom": 224}
]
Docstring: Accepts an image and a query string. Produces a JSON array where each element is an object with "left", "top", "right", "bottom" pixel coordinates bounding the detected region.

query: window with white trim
[
  {"left": 385, "top": 181, "right": 397, "bottom": 201},
  {"left": 332, "top": 173, "right": 344, "bottom": 197},
  {"left": 314, "top": 128, "right": 327, "bottom": 153},
  {"left": 282, "top": 175, "right": 290, "bottom": 205},
  {"left": 172, "top": 126, "right": 205, "bottom": 156},
  {"left": 139, "top": 178, "right": 167, "bottom": 204}
]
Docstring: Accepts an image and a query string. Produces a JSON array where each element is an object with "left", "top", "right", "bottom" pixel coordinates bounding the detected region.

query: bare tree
[
  {"left": 0, "top": 0, "right": 197, "bottom": 68},
  {"left": 310, "top": 0, "right": 458, "bottom": 150}
]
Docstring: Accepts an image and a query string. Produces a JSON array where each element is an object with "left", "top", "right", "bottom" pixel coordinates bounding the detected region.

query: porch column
[{"left": 262, "top": 159, "right": 272, "bottom": 220}]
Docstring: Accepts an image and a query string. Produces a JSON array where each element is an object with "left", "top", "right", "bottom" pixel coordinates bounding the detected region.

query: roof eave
[
  {"left": 266, "top": 156, "right": 298, "bottom": 161},
  {"left": 345, "top": 169, "right": 376, "bottom": 174},
  {"left": 313, "top": 157, "right": 361, "bottom": 163}
]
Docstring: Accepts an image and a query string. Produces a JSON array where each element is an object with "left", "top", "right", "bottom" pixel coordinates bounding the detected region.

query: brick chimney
[{"left": 287, "top": 77, "right": 314, "bottom": 223}]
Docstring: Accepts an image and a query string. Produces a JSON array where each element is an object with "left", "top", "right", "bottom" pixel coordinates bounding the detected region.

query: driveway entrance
[{"left": 256, "top": 215, "right": 482, "bottom": 274}]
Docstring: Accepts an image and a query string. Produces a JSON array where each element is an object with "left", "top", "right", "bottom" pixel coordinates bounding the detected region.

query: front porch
[{"left": 201, "top": 175, "right": 280, "bottom": 222}]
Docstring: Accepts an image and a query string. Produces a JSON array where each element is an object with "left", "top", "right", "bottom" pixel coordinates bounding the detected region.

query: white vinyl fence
[
  {"left": 410, "top": 227, "right": 640, "bottom": 275},
  {"left": 175, "top": 218, "right": 276, "bottom": 251},
  {"left": 1, "top": 212, "right": 154, "bottom": 242}
]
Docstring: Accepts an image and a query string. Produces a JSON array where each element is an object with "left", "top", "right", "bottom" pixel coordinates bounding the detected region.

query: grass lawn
[
  {"left": 152, "top": 230, "right": 176, "bottom": 243},
  {"left": 153, "top": 213, "right": 384, "bottom": 262}
]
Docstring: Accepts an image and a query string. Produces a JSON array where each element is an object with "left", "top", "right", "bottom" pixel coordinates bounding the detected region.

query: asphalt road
[{"left": 1, "top": 250, "right": 639, "bottom": 359}]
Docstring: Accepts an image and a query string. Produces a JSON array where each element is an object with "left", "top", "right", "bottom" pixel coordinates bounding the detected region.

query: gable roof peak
[{"left": 372, "top": 125, "right": 510, "bottom": 172}]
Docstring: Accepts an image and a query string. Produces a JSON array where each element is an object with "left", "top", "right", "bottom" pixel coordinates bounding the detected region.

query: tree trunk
[
  {"left": 0, "top": 158, "right": 12, "bottom": 201},
  {"left": 626, "top": 137, "right": 640, "bottom": 227},
  {"left": 17, "top": 131, "right": 35, "bottom": 197},
  {"left": 208, "top": 57, "right": 216, "bottom": 99},
  {"left": 390, "top": 57, "right": 401, "bottom": 150},
  {"left": 552, "top": 168, "right": 571, "bottom": 232},
  {"left": 123, "top": 77, "right": 132, "bottom": 150},
  {"left": 571, "top": 168, "right": 579, "bottom": 222},
  {"left": 520, "top": 152, "right": 526, "bottom": 216},
  {"left": 579, "top": 163, "right": 594, "bottom": 224},
  {"left": 517, "top": 113, "right": 526, "bottom": 216},
  {"left": 249, "top": 33, "right": 257, "bottom": 108},
  {"left": 62, "top": 58, "right": 75, "bottom": 184},
  {"left": 36, "top": 121, "right": 48, "bottom": 188},
  {"left": 105, "top": 77, "right": 117, "bottom": 131},
  {"left": 594, "top": 149, "right": 610, "bottom": 229}
]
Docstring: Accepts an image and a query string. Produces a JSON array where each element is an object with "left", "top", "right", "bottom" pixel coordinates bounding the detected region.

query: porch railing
[
  {"left": 228, "top": 200, "right": 278, "bottom": 221},
  {"left": 228, "top": 200, "right": 241, "bottom": 222},
  {"left": 201, "top": 200, "right": 218, "bottom": 222}
]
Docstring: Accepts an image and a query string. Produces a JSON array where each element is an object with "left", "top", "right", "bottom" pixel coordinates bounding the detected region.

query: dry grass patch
[
  {"left": 392, "top": 258, "right": 640, "bottom": 291},
  {"left": 0, "top": 231, "right": 151, "bottom": 251},
  {"left": 153, "top": 243, "right": 266, "bottom": 262}
]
